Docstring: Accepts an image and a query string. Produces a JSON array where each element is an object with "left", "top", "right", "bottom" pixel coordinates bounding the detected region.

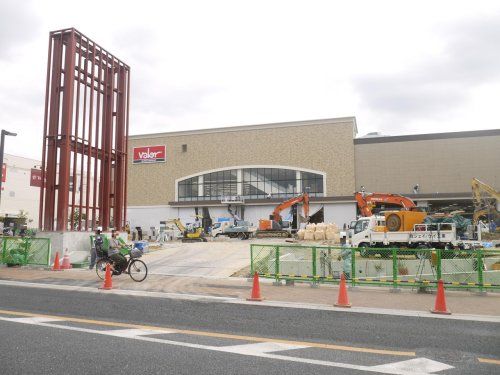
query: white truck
[
  {"left": 349, "top": 215, "right": 482, "bottom": 258},
  {"left": 211, "top": 220, "right": 256, "bottom": 240}
]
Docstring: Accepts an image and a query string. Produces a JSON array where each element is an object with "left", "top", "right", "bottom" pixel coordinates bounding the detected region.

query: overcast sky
[{"left": 0, "top": 0, "right": 499, "bottom": 160}]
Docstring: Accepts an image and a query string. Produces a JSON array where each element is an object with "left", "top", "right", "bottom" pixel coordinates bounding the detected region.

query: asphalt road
[{"left": 0, "top": 284, "right": 498, "bottom": 374}]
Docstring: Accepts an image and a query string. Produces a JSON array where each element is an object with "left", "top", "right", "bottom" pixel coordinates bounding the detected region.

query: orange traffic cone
[
  {"left": 52, "top": 252, "right": 62, "bottom": 271},
  {"left": 60, "top": 249, "right": 72, "bottom": 269},
  {"left": 247, "top": 272, "right": 263, "bottom": 301},
  {"left": 431, "top": 279, "right": 451, "bottom": 315},
  {"left": 99, "top": 264, "right": 113, "bottom": 290},
  {"left": 334, "top": 273, "right": 351, "bottom": 308}
]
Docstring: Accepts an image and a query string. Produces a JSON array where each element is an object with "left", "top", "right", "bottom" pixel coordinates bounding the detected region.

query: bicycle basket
[{"left": 130, "top": 248, "right": 143, "bottom": 258}]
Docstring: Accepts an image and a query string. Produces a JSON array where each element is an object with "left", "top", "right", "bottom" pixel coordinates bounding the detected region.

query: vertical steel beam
[
  {"left": 56, "top": 30, "right": 77, "bottom": 231},
  {"left": 39, "top": 34, "right": 53, "bottom": 230}
]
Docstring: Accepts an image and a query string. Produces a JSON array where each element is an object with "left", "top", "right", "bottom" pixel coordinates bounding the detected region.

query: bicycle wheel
[
  {"left": 96, "top": 259, "right": 111, "bottom": 280},
  {"left": 128, "top": 259, "right": 148, "bottom": 282}
]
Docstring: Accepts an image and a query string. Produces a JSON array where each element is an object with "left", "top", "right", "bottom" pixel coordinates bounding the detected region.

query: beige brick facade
[
  {"left": 355, "top": 133, "right": 500, "bottom": 195},
  {"left": 127, "top": 118, "right": 357, "bottom": 206}
]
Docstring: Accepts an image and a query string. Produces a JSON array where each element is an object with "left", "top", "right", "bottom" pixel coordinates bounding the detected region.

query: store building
[{"left": 126, "top": 118, "right": 500, "bottom": 231}]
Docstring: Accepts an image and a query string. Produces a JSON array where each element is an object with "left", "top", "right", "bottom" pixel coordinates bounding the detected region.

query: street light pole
[{"left": 0, "top": 130, "right": 18, "bottom": 206}]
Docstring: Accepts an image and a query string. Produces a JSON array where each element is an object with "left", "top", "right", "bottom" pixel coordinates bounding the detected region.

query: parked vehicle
[
  {"left": 211, "top": 220, "right": 256, "bottom": 240},
  {"left": 349, "top": 215, "right": 482, "bottom": 258}
]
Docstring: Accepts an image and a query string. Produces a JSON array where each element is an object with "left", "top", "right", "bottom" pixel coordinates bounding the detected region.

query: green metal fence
[
  {"left": 250, "top": 244, "right": 500, "bottom": 291},
  {"left": 0, "top": 237, "right": 51, "bottom": 266}
]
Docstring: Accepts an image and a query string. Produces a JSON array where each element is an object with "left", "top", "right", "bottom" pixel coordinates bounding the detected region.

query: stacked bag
[{"left": 298, "top": 222, "right": 340, "bottom": 243}]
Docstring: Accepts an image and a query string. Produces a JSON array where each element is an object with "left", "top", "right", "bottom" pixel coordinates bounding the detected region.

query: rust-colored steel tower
[{"left": 40, "top": 28, "right": 130, "bottom": 232}]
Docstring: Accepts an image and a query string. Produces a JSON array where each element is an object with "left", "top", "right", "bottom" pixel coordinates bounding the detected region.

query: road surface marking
[
  {"left": 4, "top": 316, "right": 63, "bottom": 324},
  {"left": 478, "top": 357, "right": 500, "bottom": 365},
  {"left": 0, "top": 308, "right": 414, "bottom": 357},
  {"left": 99, "top": 328, "right": 174, "bottom": 337},
  {"left": 370, "top": 358, "right": 454, "bottom": 373},
  {"left": 0, "top": 316, "right": 437, "bottom": 375},
  {"left": 218, "top": 342, "right": 309, "bottom": 355}
]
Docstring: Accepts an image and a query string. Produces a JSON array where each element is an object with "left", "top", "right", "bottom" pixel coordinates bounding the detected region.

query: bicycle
[{"left": 96, "top": 248, "right": 148, "bottom": 282}]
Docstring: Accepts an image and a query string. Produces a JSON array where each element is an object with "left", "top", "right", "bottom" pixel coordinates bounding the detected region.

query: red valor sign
[
  {"left": 30, "top": 168, "right": 43, "bottom": 187},
  {"left": 133, "top": 145, "right": 166, "bottom": 164},
  {"left": 1, "top": 163, "right": 5, "bottom": 183}
]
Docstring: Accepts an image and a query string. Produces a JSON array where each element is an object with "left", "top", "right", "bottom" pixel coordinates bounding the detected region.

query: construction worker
[{"left": 338, "top": 236, "right": 352, "bottom": 279}]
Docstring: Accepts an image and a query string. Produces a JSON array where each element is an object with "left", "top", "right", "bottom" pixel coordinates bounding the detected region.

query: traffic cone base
[
  {"left": 431, "top": 279, "right": 451, "bottom": 315},
  {"left": 247, "top": 272, "right": 263, "bottom": 301},
  {"left": 52, "top": 252, "right": 62, "bottom": 271},
  {"left": 334, "top": 273, "right": 351, "bottom": 308},
  {"left": 61, "top": 250, "right": 72, "bottom": 270},
  {"left": 99, "top": 264, "right": 113, "bottom": 290}
]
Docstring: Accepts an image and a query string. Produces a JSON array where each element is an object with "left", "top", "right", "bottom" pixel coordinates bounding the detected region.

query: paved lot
[{"left": 0, "top": 284, "right": 498, "bottom": 374}]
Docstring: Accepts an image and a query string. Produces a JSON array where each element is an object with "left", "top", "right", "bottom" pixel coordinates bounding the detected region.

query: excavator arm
[
  {"left": 355, "top": 192, "right": 417, "bottom": 217},
  {"left": 272, "top": 193, "right": 310, "bottom": 222},
  {"left": 167, "top": 218, "right": 186, "bottom": 233},
  {"left": 471, "top": 178, "right": 500, "bottom": 224}
]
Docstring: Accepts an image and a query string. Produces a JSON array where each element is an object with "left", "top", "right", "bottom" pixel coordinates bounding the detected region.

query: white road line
[
  {"left": 0, "top": 315, "right": 444, "bottom": 375},
  {"left": 4, "top": 317, "right": 63, "bottom": 324},
  {"left": 218, "top": 342, "right": 309, "bottom": 355},
  {"left": 370, "top": 358, "right": 454, "bottom": 374},
  {"left": 1, "top": 279, "right": 498, "bottom": 322},
  {"left": 102, "top": 328, "right": 174, "bottom": 337}
]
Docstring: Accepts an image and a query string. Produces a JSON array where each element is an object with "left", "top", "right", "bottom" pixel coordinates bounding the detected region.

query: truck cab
[{"left": 349, "top": 216, "right": 386, "bottom": 242}]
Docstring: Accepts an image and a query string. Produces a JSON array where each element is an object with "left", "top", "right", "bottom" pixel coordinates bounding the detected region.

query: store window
[{"left": 177, "top": 167, "right": 324, "bottom": 201}]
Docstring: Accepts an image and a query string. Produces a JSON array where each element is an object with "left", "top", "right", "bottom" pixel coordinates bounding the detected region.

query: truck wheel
[
  {"left": 359, "top": 243, "right": 370, "bottom": 258},
  {"left": 238, "top": 232, "right": 246, "bottom": 240},
  {"left": 415, "top": 244, "right": 430, "bottom": 259}
]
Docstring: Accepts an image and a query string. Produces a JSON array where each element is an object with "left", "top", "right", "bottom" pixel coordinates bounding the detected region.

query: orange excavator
[
  {"left": 355, "top": 192, "right": 418, "bottom": 217},
  {"left": 257, "top": 193, "right": 310, "bottom": 237},
  {"left": 354, "top": 192, "right": 426, "bottom": 231}
]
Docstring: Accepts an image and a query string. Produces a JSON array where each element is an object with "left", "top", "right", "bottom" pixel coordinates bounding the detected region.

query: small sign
[
  {"left": 2, "top": 163, "right": 5, "bottom": 183},
  {"left": 30, "top": 168, "right": 43, "bottom": 187},
  {"left": 133, "top": 145, "right": 166, "bottom": 164}
]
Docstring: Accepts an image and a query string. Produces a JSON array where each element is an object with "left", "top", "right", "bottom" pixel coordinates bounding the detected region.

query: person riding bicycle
[{"left": 108, "top": 230, "right": 127, "bottom": 275}]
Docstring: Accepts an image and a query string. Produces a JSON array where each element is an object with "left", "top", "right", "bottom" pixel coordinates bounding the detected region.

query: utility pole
[{"left": 0, "top": 130, "right": 18, "bottom": 206}]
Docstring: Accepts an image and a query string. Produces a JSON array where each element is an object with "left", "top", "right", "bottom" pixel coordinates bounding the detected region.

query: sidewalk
[{"left": 0, "top": 266, "right": 499, "bottom": 316}]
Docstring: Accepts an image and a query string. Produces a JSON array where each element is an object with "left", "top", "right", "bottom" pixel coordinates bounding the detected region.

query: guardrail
[
  {"left": 250, "top": 244, "right": 500, "bottom": 291},
  {"left": 0, "top": 237, "right": 51, "bottom": 266}
]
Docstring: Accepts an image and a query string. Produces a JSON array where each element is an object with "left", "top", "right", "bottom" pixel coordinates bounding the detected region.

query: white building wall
[
  {"left": 127, "top": 202, "right": 357, "bottom": 232},
  {"left": 1, "top": 154, "right": 40, "bottom": 228},
  {"left": 323, "top": 203, "right": 357, "bottom": 228}
]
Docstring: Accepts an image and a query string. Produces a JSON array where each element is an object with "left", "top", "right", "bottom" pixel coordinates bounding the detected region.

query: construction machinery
[
  {"left": 355, "top": 192, "right": 425, "bottom": 232},
  {"left": 471, "top": 178, "right": 500, "bottom": 226},
  {"left": 354, "top": 192, "right": 419, "bottom": 217},
  {"left": 168, "top": 218, "right": 207, "bottom": 243},
  {"left": 256, "top": 193, "right": 310, "bottom": 238}
]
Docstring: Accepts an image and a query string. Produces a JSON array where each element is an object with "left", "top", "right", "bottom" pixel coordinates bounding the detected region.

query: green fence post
[
  {"left": 392, "top": 248, "right": 399, "bottom": 291},
  {"left": 436, "top": 248, "right": 442, "bottom": 282},
  {"left": 46, "top": 239, "right": 51, "bottom": 267},
  {"left": 250, "top": 245, "right": 254, "bottom": 275},
  {"left": 312, "top": 246, "right": 317, "bottom": 278},
  {"left": 477, "top": 249, "right": 484, "bottom": 294},
  {"left": 23, "top": 238, "right": 29, "bottom": 265},
  {"left": 275, "top": 245, "right": 280, "bottom": 283},
  {"left": 351, "top": 248, "right": 356, "bottom": 287},
  {"left": 1, "top": 237, "right": 7, "bottom": 263}
]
